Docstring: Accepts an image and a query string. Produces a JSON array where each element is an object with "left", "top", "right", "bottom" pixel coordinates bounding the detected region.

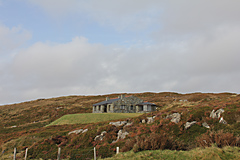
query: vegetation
[
  {"left": 48, "top": 113, "right": 143, "bottom": 126},
  {"left": 102, "top": 145, "right": 240, "bottom": 160},
  {"left": 0, "top": 92, "right": 239, "bottom": 159}
]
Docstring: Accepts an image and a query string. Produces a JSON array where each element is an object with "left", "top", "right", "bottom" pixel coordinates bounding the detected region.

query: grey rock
[
  {"left": 94, "top": 135, "right": 104, "bottom": 141},
  {"left": 124, "top": 122, "right": 133, "bottom": 127},
  {"left": 109, "top": 121, "right": 127, "bottom": 127},
  {"left": 68, "top": 129, "right": 83, "bottom": 135},
  {"left": 101, "top": 131, "right": 107, "bottom": 136},
  {"left": 117, "top": 130, "right": 129, "bottom": 140},
  {"left": 210, "top": 109, "right": 224, "bottom": 119},
  {"left": 202, "top": 122, "right": 210, "bottom": 129},
  {"left": 147, "top": 117, "right": 154, "bottom": 124},
  {"left": 82, "top": 129, "right": 88, "bottom": 133},
  {"left": 166, "top": 113, "right": 181, "bottom": 124},
  {"left": 185, "top": 121, "right": 197, "bottom": 130},
  {"left": 215, "top": 109, "right": 225, "bottom": 118},
  {"left": 94, "top": 131, "right": 107, "bottom": 141},
  {"left": 219, "top": 117, "right": 227, "bottom": 124}
]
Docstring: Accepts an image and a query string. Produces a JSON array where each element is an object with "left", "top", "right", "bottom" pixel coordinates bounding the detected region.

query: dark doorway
[{"left": 104, "top": 105, "right": 107, "bottom": 112}]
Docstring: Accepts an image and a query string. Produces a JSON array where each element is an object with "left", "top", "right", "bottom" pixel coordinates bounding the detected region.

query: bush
[
  {"left": 196, "top": 130, "right": 240, "bottom": 148},
  {"left": 132, "top": 133, "right": 175, "bottom": 152}
]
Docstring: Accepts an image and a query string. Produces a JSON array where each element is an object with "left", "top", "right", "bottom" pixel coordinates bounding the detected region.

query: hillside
[{"left": 0, "top": 92, "right": 240, "bottom": 159}]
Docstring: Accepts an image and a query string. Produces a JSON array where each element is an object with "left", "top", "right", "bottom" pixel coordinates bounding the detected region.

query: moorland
[{"left": 0, "top": 92, "right": 239, "bottom": 159}]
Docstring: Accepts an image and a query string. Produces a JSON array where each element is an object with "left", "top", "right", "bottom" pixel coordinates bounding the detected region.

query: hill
[{"left": 0, "top": 92, "right": 239, "bottom": 159}]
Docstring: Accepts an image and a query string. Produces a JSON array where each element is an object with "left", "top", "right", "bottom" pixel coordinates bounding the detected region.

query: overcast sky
[{"left": 0, "top": 0, "right": 240, "bottom": 105}]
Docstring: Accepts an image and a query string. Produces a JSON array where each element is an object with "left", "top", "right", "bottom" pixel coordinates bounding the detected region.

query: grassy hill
[
  {"left": 0, "top": 92, "right": 239, "bottom": 159},
  {"left": 48, "top": 113, "right": 142, "bottom": 126}
]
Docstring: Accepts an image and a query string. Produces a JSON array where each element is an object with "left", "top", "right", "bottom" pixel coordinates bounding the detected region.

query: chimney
[
  {"left": 106, "top": 97, "right": 110, "bottom": 101},
  {"left": 120, "top": 94, "right": 125, "bottom": 99}
]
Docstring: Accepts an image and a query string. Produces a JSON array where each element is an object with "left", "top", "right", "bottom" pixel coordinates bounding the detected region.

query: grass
[
  {"left": 102, "top": 145, "right": 240, "bottom": 160},
  {"left": 47, "top": 113, "right": 143, "bottom": 126}
]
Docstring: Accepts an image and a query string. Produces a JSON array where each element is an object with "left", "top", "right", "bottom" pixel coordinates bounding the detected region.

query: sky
[{"left": 0, "top": 0, "right": 240, "bottom": 105}]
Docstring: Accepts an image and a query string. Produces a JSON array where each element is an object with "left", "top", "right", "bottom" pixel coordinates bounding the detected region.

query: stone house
[{"left": 92, "top": 95, "right": 156, "bottom": 113}]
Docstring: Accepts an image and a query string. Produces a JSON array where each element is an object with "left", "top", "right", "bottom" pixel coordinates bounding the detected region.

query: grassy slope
[
  {"left": 103, "top": 146, "right": 240, "bottom": 160},
  {"left": 48, "top": 113, "right": 142, "bottom": 126}
]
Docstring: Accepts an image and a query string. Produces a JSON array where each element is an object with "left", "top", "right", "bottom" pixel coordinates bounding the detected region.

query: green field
[{"left": 48, "top": 113, "right": 143, "bottom": 126}]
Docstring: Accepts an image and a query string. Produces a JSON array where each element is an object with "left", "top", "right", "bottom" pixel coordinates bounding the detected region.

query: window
[{"left": 120, "top": 105, "right": 125, "bottom": 109}]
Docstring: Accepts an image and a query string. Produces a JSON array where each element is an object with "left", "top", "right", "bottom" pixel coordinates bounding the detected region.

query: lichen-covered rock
[
  {"left": 68, "top": 129, "right": 83, "bottom": 135},
  {"left": 101, "top": 131, "right": 107, "bottom": 136},
  {"left": 112, "top": 130, "right": 129, "bottom": 143},
  {"left": 125, "top": 122, "right": 133, "bottom": 127},
  {"left": 166, "top": 113, "right": 181, "bottom": 124},
  {"left": 94, "top": 131, "right": 107, "bottom": 141},
  {"left": 210, "top": 109, "right": 224, "bottom": 119},
  {"left": 82, "top": 129, "right": 88, "bottom": 133},
  {"left": 109, "top": 121, "right": 127, "bottom": 127},
  {"left": 117, "top": 130, "right": 129, "bottom": 140},
  {"left": 94, "top": 135, "right": 103, "bottom": 141},
  {"left": 202, "top": 122, "right": 210, "bottom": 129},
  {"left": 185, "top": 121, "right": 197, "bottom": 130},
  {"left": 219, "top": 117, "right": 227, "bottom": 124},
  {"left": 147, "top": 117, "right": 154, "bottom": 124}
]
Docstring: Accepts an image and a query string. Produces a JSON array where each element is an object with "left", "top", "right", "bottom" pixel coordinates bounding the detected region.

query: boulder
[
  {"left": 147, "top": 117, "right": 154, "bottom": 124},
  {"left": 210, "top": 109, "right": 224, "bottom": 119},
  {"left": 166, "top": 113, "right": 181, "bottom": 124},
  {"left": 94, "top": 135, "right": 103, "bottom": 141},
  {"left": 82, "top": 129, "right": 88, "bottom": 133},
  {"left": 68, "top": 129, "right": 83, "bottom": 135},
  {"left": 219, "top": 117, "right": 227, "bottom": 124},
  {"left": 101, "top": 131, "right": 107, "bottom": 136},
  {"left": 109, "top": 121, "right": 127, "bottom": 127},
  {"left": 117, "top": 130, "right": 129, "bottom": 140},
  {"left": 125, "top": 122, "right": 133, "bottom": 127},
  {"left": 202, "top": 122, "right": 210, "bottom": 129},
  {"left": 94, "top": 131, "right": 107, "bottom": 141},
  {"left": 185, "top": 121, "right": 197, "bottom": 130}
]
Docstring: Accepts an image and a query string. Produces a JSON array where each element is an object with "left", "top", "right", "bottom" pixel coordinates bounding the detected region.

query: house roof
[
  {"left": 137, "top": 102, "right": 156, "bottom": 106},
  {"left": 93, "top": 98, "right": 120, "bottom": 106}
]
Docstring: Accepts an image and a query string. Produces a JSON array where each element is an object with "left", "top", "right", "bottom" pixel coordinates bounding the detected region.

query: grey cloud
[{"left": 1, "top": 1, "right": 240, "bottom": 104}]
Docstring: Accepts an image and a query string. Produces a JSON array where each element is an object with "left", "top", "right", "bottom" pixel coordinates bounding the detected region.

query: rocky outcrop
[
  {"left": 109, "top": 121, "right": 127, "bottom": 127},
  {"left": 210, "top": 109, "right": 224, "bottom": 119},
  {"left": 94, "top": 131, "right": 107, "bottom": 141},
  {"left": 210, "top": 109, "right": 227, "bottom": 124},
  {"left": 68, "top": 129, "right": 88, "bottom": 135},
  {"left": 82, "top": 129, "right": 88, "bottom": 133},
  {"left": 184, "top": 121, "right": 197, "bottom": 130},
  {"left": 166, "top": 113, "right": 181, "bottom": 124},
  {"left": 202, "top": 122, "right": 210, "bottom": 129},
  {"left": 68, "top": 129, "right": 83, "bottom": 135}
]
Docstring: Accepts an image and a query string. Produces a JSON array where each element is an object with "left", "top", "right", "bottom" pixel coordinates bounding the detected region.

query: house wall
[
  {"left": 112, "top": 96, "right": 144, "bottom": 113},
  {"left": 93, "top": 96, "right": 156, "bottom": 113}
]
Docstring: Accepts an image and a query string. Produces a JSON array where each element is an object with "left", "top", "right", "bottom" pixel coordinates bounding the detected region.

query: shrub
[
  {"left": 196, "top": 130, "right": 240, "bottom": 148},
  {"left": 132, "top": 133, "right": 175, "bottom": 152}
]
